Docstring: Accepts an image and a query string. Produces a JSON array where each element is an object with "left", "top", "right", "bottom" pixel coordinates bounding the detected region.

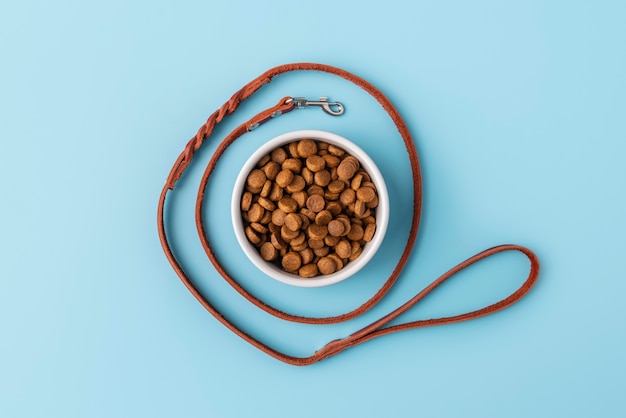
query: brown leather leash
[{"left": 157, "top": 63, "right": 540, "bottom": 366}]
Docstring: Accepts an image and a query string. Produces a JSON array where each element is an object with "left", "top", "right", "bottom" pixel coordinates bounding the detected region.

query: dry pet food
[{"left": 241, "top": 139, "right": 378, "bottom": 278}]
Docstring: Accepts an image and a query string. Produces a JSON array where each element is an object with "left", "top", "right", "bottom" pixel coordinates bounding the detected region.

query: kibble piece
[
  {"left": 306, "top": 155, "right": 326, "bottom": 172},
  {"left": 313, "top": 246, "right": 330, "bottom": 257},
  {"left": 271, "top": 209, "right": 287, "bottom": 226},
  {"left": 336, "top": 239, "right": 352, "bottom": 259},
  {"left": 288, "top": 142, "right": 300, "bottom": 158},
  {"left": 291, "top": 191, "right": 307, "bottom": 208},
  {"left": 340, "top": 188, "right": 356, "bottom": 206},
  {"left": 315, "top": 210, "right": 332, "bottom": 226},
  {"left": 327, "top": 219, "right": 345, "bottom": 237},
  {"left": 307, "top": 224, "right": 328, "bottom": 240},
  {"left": 337, "top": 159, "right": 358, "bottom": 180},
  {"left": 351, "top": 217, "right": 363, "bottom": 225},
  {"left": 358, "top": 170, "right": 372, "bottom": 182},
  {"left": 247, "top": 203, "right": 264, "bottom": 223},
  {"left": 250, "top": 222, "right": 268, "bottom": 234},
  {"left": 328, "top": 253, "right": 344, "bottom": 270},
  {"left": 324, "top": 234, "right": 340, "bottom": 247},
  {"left": 281, "top": 224, "right": 300, "bottom": 241},
  {"left": 366, "top": 195, "right": 379, "bottom": 209},
  {"left": 317, "top": 256, "right": 337, "bottom": 275},
  {"left": 306, "top": 194, "right": 325, "bottom": 212},
  {"left": 257, "top": 154, "right": 271, "bottom": 167},
  {"left": 353, "top": 199, "right": 367, "bottom": 217},
  {"left": 282, "top": 158, "right": 302, "bottom": 173},
  {"left": 298, "top": 264, "right": 319, "bottom": 278},
  {"left": 300, "top": 207, "right": 316, "bottom": 221},
  {"left": 356, "top": 186, "right": 376, "bottom": 203},
  {"left": 276, "top": 169, "right": 294, "bottom": 188},
  {"left": 291, "top": 241, "right": 308, "bottom": 252},
  {"left": 307, "top": 185, "right": 324, "bottom": 196},
  {"left": 290, "top": 232, "right": 306, "bottom": 247},
  {"left": 344, "top": 156, "right": 360, "bottom": 169},
  {"left": 329, "top": 166, "right": 338, "bottom": 181},
  {"left": 268, "top": 222, "right": 280, "bottom": 234},
  {"left": 259, "top": 210, "right": 272, "bottom": 225},
  {"left": 297, "top": 139, "right": 317, "bottom": 158},
  {"left": 260, "top": 180, "right": 272, "bottom": 198},
  {"left": 323, "top": 154, "right": 341, "bottom": 168},
  {"left": 361, "top": 181, "right": 377, "bottom": 191},
  {"left": 247, "top": 169, "right": 267, "bottom": 189},
  {"left": 245, "top": 226, "right": 261, "bottom": 245},
  {"left": 270, "top": 232, "right": 286, "bottom": 250},
  {"left": 298, "top": 213, "right": 310, "bottom": 230},
  {"left": 350, "top": 240, "right": 361, "bottom": 256},
  {"left": 314, "top": 170, "right": 331, "bottom": 187},
  {"left": 337, "top": 216, "right": 352, "bottom": 236},
  {"left": 262, "top": 161, "right": 280, "bottom": 180},
  {"left": 284, "top": 213, "right": 303, "bottom": 231},
  {"left": 347, "top": 224, "right": 364, "bottom": 241},
  {"left": 351, "top": 173, "right": 364, "bottom": 190},
  {"left": 308, "top": 238, "right": 325, "bottom": 249},
  {"left": 324, "top": 191, "right": 340, "bottom": 201},
  {"left": 271, "top": 147, "right": 287, "bottom": 164},
  {"left": 363, "top": 215, "right": 376, "bottom": 225},
  {"left": 286, "top": 175, "right": 306, "bottom": 193},
  {"left": 246, "top": 184, "right": 262, "bottom": 194},
  {"left": 299, "top": 214, "right": 311, "bottom": 231},
  {"left": 325, "top": 201, "right": 342, "bottom": 216},
  {"left": 301, "top": 167, "right": 314, "bottom": 185},
  {"left": 327, "top": 180, "right": 346, "bottom": 194},
  {"left": 363, "top": 223, "right": 376, "bottom": 242},
  {"left": 257, "top": 196, "right": 276, "bottom": 211},
  {"left": 260, "top": 242, "right": 278, "bottom": 261},
  {"left": 328, "top": 144, "right": 345, "bottom": 157},
  {"left": 241, "top": 191, "right": 253, "bottom": 211},
  {"left": 269, "top": 183, "right": 283, "bottom": 201},
  {"left": 278, "top": 197, "right": 298, "bottom": 213},
  {"left": 300, "top": 248, "right": 314, "bottom": 264},
  {"left": 282, "top": 252, "right": 302, "bottom": 271},
  {"left": 349, "top": 246, "right": 363, "bottom": 261}
]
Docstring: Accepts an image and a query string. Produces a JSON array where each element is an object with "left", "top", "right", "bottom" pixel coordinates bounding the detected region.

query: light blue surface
[{"left": 1, "top": 1, "right": 625, "bottom": 417}]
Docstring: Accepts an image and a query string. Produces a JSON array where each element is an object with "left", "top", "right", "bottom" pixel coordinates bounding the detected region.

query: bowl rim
[{"left": 231, "top": 129, "right": 389, "bottom": 288}]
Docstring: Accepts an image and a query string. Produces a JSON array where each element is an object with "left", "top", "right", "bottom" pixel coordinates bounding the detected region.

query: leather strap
[{"left": 157, "top": 63, "right": 540, "bottom": 366}]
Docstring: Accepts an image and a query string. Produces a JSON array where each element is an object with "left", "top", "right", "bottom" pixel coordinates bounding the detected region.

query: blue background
[{"left": 1, "top": 1, "right": 625, "bottom": 417}]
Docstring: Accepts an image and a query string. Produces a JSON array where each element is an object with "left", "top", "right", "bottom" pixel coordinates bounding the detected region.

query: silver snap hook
[{"left": 291, "top": 97, "right": 345, "bottom": 116}]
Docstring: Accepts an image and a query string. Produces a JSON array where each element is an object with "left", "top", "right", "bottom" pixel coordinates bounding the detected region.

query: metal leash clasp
[{"left": 290, "top": 96, "right": 344, "bottom": 116}]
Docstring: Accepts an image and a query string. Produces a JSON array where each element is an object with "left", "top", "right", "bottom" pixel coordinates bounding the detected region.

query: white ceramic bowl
[{"left": 231, "top": 130, "right": 389, "bottom": 287}]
